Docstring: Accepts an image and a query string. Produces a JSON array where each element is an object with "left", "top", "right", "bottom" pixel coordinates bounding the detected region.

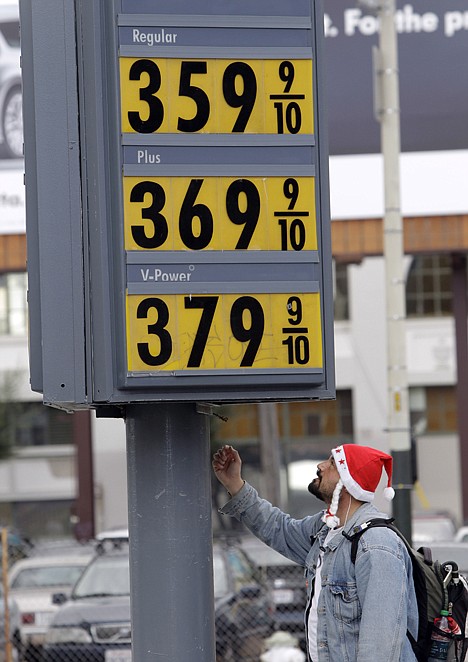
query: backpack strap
[
  {"left": 310, "top": 521, "right": 325, "bottom": 546},
  {"left": 342, "top": 518, "right": 396, "bottom": 564}
]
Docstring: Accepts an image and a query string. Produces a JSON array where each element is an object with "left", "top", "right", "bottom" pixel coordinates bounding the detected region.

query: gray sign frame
[{"left": 22, "top": 0, "right": 335, "bottom": 408}]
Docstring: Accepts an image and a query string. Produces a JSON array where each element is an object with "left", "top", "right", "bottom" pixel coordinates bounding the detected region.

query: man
[{"left": 212, "top": 443, "right": 418, "bottom": 662}]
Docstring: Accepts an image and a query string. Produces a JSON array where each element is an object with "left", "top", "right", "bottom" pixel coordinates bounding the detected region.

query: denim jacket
[{"left": 220, "top": 482, "right": 418, "bottom": 662}]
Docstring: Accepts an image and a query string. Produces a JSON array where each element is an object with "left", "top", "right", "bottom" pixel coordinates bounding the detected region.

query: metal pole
[
  {"left": 452, "top": 254, "right": 468, "bottom": 522},
  {"left": 1, "top": 528, "right": 12, "bottom": 662},
  {"left": 126, "top": 403, "right": 215, "bottom": 661},
  {"left": 376, "top": 0, "right": 413, "bottom": 540},
  {"left": 258, "top": 403, "right": 282, "bottom": 506}
]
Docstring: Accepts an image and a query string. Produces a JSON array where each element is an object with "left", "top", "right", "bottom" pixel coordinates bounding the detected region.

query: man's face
[{"left": 308, "top": 455, "right": 341, "bottom": 503}]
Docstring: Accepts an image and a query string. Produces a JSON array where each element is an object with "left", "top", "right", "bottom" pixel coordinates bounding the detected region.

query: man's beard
[{"left": 308, "top": 477, "right": 325, "bottom": 502}]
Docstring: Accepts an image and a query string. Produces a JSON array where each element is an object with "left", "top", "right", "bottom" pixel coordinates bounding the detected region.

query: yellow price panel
[
  {"left": 126, "top": 292, "right": 322, "bottom": 372},
  {"left": 123, "top": 176, "right": 317, "bottom": 251},
  {"left": 120, "top": 58, "right": 313, "bottom": 135}
]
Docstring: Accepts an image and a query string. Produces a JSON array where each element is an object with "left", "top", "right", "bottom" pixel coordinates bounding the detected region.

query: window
[
  {"left": 409, "top": 385, "right": 457, "bottom": 434},
  {"left": 0, "top": 272, "right": 28, "bottom": 335},
  {"left": 406, "top": 256, "right": 453, "bottom": 317},
  {"left": 0, "top": 499, "right": 75, "bottom": 539},
  {"left": 215, "top": 403, "right": 258, "bottom": 442},
  {"left": 287, "top": 390, "right": 354, "bottom": 443},
  {"left": 11, "top": 565, "right": 86, "bottom": 589},
  {"left": 334, "top": 262, "right": 349, "bottom": 321},
  {"left": 3, "top": 401, "right": 74, "bottom": 448},
  {"left": 425, "top": 386, "right": 457, "bottom": 433},
  {"left": 214, "top": 392, "right": 354, "bottom": 446}
]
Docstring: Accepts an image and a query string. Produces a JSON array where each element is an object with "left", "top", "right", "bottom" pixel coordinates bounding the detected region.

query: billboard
[
  {"left": 325, "top": 0, "right": 468, "bottom": 154},
  {"left": 0, "top": 1, "right": 24, "bottom": 233}
]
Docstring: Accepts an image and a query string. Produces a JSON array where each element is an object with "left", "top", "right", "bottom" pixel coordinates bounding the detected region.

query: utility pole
[
  {"left": 359, "top": 0, "right": 413, "bottom": 540},
  {"left": 452, "top": 255, "right": 468, "bottom": 522},
  {"left": 258, "top": 403, "right": 282, "bottom": 506}
]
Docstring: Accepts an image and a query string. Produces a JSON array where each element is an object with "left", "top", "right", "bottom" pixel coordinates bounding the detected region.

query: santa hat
[{"left": 323, "top": 444, "right": 395, "bottom": 528}]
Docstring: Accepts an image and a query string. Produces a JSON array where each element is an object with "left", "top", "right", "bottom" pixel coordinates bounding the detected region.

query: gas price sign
[
  {"left": 126, "top": 292, "right": 322, "bottom": 372},
  {"left": 122, "top": 176, "right": 317, "bottom": 252},
  {"left": 120, "top": 58, "right": 313, "bottom": 135},
  {"left": 113, "top": 0, "right": 334, "bottom": 401}
]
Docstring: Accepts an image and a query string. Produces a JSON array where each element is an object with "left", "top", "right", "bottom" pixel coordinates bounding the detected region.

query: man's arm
[
  {"left": 212, "top": 445, "right": 245, "bottom": 496},
  {"left": 213, "top": 445, "right": 324, "bottom": 566}
]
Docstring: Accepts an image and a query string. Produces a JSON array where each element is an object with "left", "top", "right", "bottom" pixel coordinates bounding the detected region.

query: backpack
[{"left": 344, "top": 518, "right": 468, "bottom": 662}]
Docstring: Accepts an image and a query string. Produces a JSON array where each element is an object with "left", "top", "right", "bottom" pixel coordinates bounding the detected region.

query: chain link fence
[{"left": 0, "top": 528, "right": 307, "bottom": 662}]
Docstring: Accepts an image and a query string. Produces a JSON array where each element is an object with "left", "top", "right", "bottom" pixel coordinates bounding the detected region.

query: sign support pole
[
  {"left": 125, "top": 403, "right": 215, "bottom": 661},
  {"left": 378, "top": 0, "right": 413, "bottom": 540}
]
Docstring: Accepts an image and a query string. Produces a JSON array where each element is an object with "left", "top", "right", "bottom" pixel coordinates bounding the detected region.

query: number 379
[{"left": 126, "top": 292, "right": 322, "bottom": 372}]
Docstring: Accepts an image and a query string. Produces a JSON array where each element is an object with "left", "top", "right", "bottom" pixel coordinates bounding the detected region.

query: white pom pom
[
  {"left": 322, "top": 511, "right": 341, "bottom": 528},
  {"left": 383, "top": 486, "right": 395, "bottom": 501}
]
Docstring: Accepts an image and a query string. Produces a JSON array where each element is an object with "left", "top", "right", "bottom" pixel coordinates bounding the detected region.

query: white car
[
  {"left": 455, "top": 527, "right": 468, "bottom": 543},
  {"left": 426, "top": 542, "right": 468, "bottom": 575},
  {"left": 8, "top": 554, "right": 91, "bottom": 662},
  {"left": 412, "top": 513, "right": 456, "bottom": 546}
]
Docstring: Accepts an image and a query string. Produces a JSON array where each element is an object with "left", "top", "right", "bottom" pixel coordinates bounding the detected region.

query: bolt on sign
[{"left": 21, "top": 0, "right": 335, "bottom": 407}]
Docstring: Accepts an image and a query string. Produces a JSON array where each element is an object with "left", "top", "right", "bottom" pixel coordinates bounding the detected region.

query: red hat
[{"left": 331, "top": 444, "right": 395, "bottom": 502}]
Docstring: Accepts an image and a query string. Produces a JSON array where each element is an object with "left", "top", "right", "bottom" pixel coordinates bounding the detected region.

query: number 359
[{"left": 120, "top": 58, "right": 314, "bottom": 135}]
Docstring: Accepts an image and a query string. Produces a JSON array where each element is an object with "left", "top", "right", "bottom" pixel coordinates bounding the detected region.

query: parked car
[
  {"left": 0, "top": 2, "right": 22, "bottom": 159},
  {"left": 454, "top": 527, "right": 468, "bottom": 543},
  {"left": 9, "top": 553, "right": 92, "bottom": 661},
  {"left": 411, "top": 512, "right": 457, "bottom": 545},
  {"left": 43, "top": 538, "right": 273, "bottom": 661},
  {"left": 422, "top": 542, "right": 468, "bottom": 575},
  {"left": 241, "top": 536, "right": 306, "bottom": 651},
  {"left": 0, "top": 582, "right": 22, "bottom": 662}
]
